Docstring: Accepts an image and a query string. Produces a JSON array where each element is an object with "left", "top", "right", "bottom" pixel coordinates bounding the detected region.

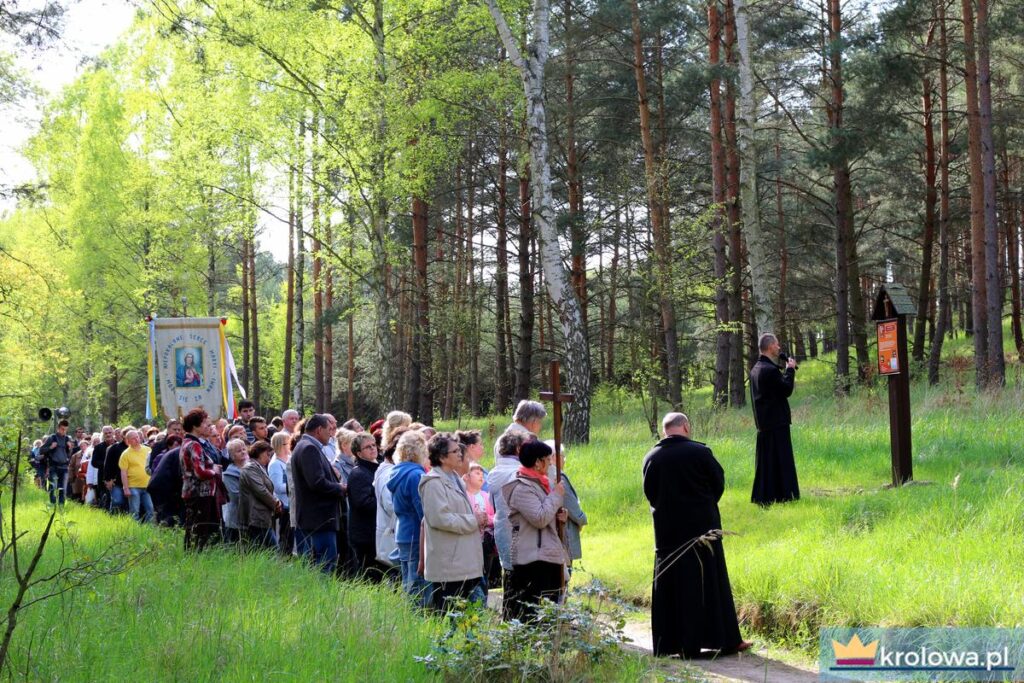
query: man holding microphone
[{"left": 749, "top": 333, "right": 800, "bottom": 506}]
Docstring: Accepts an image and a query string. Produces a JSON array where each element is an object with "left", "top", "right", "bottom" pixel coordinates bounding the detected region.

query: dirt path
[
  {"left": 620, "top": 620, "right": 819, "bottom": 683},
  {"left": 487, "top": 592, "right": 819, "bottom": 682}
]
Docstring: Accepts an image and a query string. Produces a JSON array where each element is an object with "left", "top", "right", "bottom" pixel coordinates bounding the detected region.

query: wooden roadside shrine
[{"left": 872, "top": 283, "right": 914, "bottom": 486}]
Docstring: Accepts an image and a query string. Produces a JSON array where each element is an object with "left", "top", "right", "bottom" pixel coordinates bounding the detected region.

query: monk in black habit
[
  {"left": 642, "top": 412, "right": 750, "bottom": 659},
  {"left": 749, "top": 332, "right": 800, "bottom": 505}
]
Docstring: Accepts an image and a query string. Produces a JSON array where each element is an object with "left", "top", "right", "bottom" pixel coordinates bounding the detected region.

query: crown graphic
[{"left": 832, "top": 634, "right": 879, "bottom": 666}]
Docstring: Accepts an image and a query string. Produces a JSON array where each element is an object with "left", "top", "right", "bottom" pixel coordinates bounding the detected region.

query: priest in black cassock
[
  {"left": 749, "top": 332, "right": 800, "bottom": 506},
  {"left": 642, "top": 412, "right": 750, "bottom": 659}
]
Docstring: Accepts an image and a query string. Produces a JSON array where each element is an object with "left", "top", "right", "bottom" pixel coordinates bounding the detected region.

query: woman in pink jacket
[{"left": 501, "top": 440, "right": 569, "bottom": 623}]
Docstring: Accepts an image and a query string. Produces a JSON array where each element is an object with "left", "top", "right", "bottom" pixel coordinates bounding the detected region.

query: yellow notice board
[{"left": 877, "top": 319, "right": 900, "bottom": 375}]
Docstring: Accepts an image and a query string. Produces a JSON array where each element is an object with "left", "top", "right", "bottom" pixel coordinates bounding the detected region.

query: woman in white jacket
[{"left": 419, "top": 433, "right": 487, "bottom": 612}]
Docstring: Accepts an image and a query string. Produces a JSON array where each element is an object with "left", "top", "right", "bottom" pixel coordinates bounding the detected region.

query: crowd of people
[
  {"left": 28, "top": 333, "right": 798, "bottom": 660},
  {"left": 28, "top": 399, "right": 590, "bottom": 622}
]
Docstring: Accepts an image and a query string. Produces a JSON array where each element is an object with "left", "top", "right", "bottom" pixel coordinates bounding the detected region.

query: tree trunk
[
  {"left": 724, "top": 0, "right": 746, "bottom": 408},
  {"left": 346, "top": 218, "right": 356, "bottom": 418},
  {"left": 240, "top": 209, "right": 251, "bottom": 395},
  {"left": 976, "top": 0, "right": 1004, "bottom": 386},
  {"left": 928, "top": 0, "right": 952, "bottom": 385},
  {"left": 709, "top": 0, "right": 730, "bottom": 407},
  {"left": 514, "top": 167, "right": 534, "bottom": 403},
  {"left": 565, "top": 0, "right": 586, "bottom": 331},
  {"left": 248, "top": 225, "right": 260, "bottom": 412},
  {"left": 606, "top": 213, "right": 621, "bottom": 381},
  {"left": 961, "top": 0, "right": 988, "bottom": 387},
  {"left": 733, "top": 0, "right": 773, "bottom": 334},
  {"left": 914, "top": 73, "right": 938, "bottom": 362},
  {"left": 1006, "top": 158, "right": 1024, "bottom": 361},
  {"left": 495, "top": 120, "right": 512, "bottom": 415},
  {"left": 847, "top": 223, "right": 869, "bottom": 378},
  {"left": 282, "top": 162, "right": 295, "bottom": 410},
  {"left": 467, "top": 155, "right": 481, "bottom": 416},
  {"left": 630, "top": 0, "right": 681, "bottom": 409},
  {"left": 311, "top": 113, "right": 325, "bottom": 412},
  {"left": 828, "top": 0, "right": 851, "bottom": 393},
  {"left": 410, "top": 193, "right": 433, "bottom": 423},
  {"left": 486, "top": 0, "right": 592, "bottom": 441},
  {"left": 324, "top": 218, "right": 333, "bottom": 414},
  {"left": 292, "top": 119, "right": 306, "bottom": 413},
  {"left": 367, "top": 0, "right": 396, "bottom": 411},
  {"left": 793, "top": 324, "right": 805, "bottom": 360},
  {"left": 775, "top": 108, "right": 789, "bottom": 348}
]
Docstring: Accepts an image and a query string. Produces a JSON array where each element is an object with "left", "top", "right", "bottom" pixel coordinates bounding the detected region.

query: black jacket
[
  {"left": 147, "top": 446, "right": 182, "bottom": 507},
  {"left": 91, "top": 442, "right": 110, "bottom": 477},
  {"left": 749, "top": 355, "right": 796, "bottom": 431},
  {"left": 147, "top": 438, "right": 171, "bottom": 474},
  {"left": 642, "top": 435, "right": 724, "bottom": 553},
  {"left": 41, "top": 433, "right": 73, "bottom": 467},
  {"left": 291, "top": 434, "right": 345, "bottom": 533},
  {"left": 104, "top": 442, "right": 128, "bottom": 484},
  {"left": 347, "top": 458, "right": 380, "bottom": 546}
]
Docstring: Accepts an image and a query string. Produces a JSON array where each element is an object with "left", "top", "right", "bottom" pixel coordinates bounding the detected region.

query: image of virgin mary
[{"left": 176, "top": 351, "right": 203, "bottom": 388}]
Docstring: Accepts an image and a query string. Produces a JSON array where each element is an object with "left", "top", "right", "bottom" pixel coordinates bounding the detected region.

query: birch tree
[{"left": 483, "top": 0, "right": 592, "bottom": 443}]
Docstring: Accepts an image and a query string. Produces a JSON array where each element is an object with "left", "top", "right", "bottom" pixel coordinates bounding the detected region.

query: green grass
[
  {"left": 8, "top": 326, "right": 1022, "bottom": 675},
  {"left": 445, "top": 326, "right": 1024, "bottom": 651},
  {"left": 1, "top": 490, "right": 658, "bottom": 680}
]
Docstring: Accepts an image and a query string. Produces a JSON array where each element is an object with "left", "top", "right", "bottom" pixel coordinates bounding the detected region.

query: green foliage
[{"left": 416, "top": 584, "right": 651, "bottom": 682}]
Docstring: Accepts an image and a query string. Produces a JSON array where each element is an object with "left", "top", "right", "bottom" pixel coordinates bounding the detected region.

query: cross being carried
[{"left": 539, "top": 360, "right": 574, "bottom": 486}]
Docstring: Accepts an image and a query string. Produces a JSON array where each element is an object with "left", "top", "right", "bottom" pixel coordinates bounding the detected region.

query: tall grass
[
  {"left": 1, "top": 495, "right": 446, "bottom": 680},
  {"left": 1, "top": 491, "right": 658, "bottom": 680}
]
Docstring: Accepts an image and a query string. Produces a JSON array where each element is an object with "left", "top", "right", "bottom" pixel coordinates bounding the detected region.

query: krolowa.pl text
[{"left": 878, "top": 646, "right": 1011, "bottom": 670}]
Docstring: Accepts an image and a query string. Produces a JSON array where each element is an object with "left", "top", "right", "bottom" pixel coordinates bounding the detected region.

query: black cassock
[
  {"left": 642, "top": 435, "right": 742, "bottom": 658},
  {"left": 749, "top": 355, "right": 800, "bottom": 505}
]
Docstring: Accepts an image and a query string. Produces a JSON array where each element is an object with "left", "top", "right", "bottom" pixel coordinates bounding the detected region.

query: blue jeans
[
  {"left": 297, "top": 529, "right": 338, "bottom": 574},
  {"left": 127, "top": 488, "right": 154, "bottom": 522},
  {"left": 109, "top": 485, "right": 126, "bottom": 513},
  {"left": 397, "top": 541, "right": 431, "bottom": 607},
  {"left": 47, "top": 466, "right": 68, "bottom": 505}
]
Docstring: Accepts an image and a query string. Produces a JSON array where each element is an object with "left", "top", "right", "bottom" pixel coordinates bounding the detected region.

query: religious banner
[
  {"left": 876, "top": 319, "right": 900, "bottom": 376},
  {"left": 146, "top": 317, "right": 245, "bottom": 421}
]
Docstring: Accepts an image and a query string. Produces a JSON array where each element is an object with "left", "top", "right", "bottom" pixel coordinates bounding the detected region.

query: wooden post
[
  {"left": 873, "top": 285, "right": 914, "bottom": 486},
  {"left": 889, "top": 315, "right": 913, "bottom": 484}
]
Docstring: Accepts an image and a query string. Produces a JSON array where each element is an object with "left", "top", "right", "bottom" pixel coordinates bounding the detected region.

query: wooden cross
[
  {"left": 540, "top": 360, "right": 574, "bottom": 586},
  {"left": 538, "top": 360, "right": 574, "bottom": 485}
]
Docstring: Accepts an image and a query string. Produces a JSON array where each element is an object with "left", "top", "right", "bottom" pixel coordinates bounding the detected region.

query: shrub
[{"left": 416, "top": 583, "right": 634, "bottom": 682}]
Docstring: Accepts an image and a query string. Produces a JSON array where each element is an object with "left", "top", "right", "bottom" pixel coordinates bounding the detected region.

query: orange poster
[{"left": 877, "top": 320, "right": 900, "bottom": 375}]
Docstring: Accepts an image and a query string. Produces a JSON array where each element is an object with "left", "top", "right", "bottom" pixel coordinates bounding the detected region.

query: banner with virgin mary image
[{"left": 146, "top": 317, "right": 245, "bottom": 421}]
